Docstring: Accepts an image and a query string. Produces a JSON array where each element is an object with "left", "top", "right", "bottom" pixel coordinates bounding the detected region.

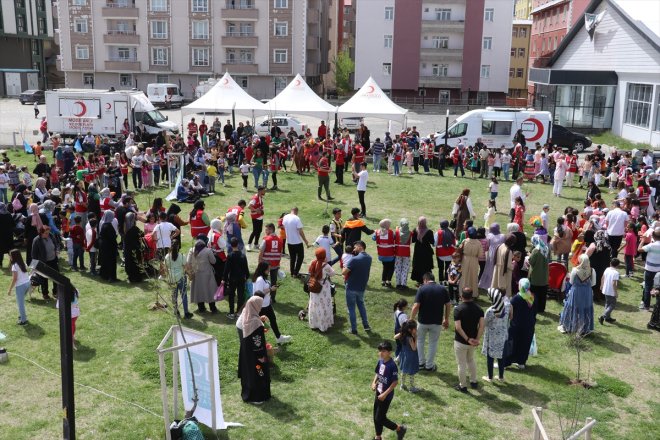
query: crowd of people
[{"left": 2, "top": 116, "right": 660, "bottom": 440}]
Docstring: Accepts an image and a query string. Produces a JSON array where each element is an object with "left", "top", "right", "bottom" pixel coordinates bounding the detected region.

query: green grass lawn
[
  {"left": 1, "top": 152, "right": 659, "bottom": 440},
  {"left": 590, "top": 131, "right": 653, "bottom": 151}
]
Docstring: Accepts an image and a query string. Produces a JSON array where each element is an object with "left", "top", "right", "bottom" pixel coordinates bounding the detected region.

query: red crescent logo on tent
[
  {"left": 295, "top": 79, "right": 301, "bottom": 86},
  {"left": 367, "top": 85, "right": 375, "bottom": 94},
  {"left": 74, "top": 101, "right": 87, "bottom": 117},
  {"left": 523, "top": 118, "right": 544, "bottom": 142},
  {"left": 105, "top": 103, "right": 112, "bottom": 110},
  {"left": 222, "top": 78, "right": 229, "bottom": 85}
]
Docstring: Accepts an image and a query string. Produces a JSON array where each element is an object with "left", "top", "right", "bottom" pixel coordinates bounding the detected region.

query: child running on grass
[
  {"left": 371, "top": 341, "right": 407, "bottom": 440},
  {"left": 599, "top": 258, "right": 620, "bottom": 325}
]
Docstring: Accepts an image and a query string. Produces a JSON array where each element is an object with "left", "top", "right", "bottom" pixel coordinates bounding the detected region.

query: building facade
[
  {"left": 514, "top": 0, "right": 532, "bottom": 19},
  {"left": 0, "top": 0, "right": 55, "bottom": 95},
  {"left": 508, "top": 19, "right": 532, "bottom": 102},
  {"left": 56, "top": 0, "right": 331, "bottom": 100},
  {"left": 529, "top": 0, "right": 660, "bottom": 146},
  {"left": 354, "top": 0, "right": 513, "bottom": 105}
]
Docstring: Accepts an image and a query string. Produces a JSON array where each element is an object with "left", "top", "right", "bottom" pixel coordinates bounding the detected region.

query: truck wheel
[{"left": 573, "top": 141, "right": 585, "bottom": 153}]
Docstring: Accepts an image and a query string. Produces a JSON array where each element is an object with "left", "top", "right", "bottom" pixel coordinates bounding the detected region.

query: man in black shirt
[
  {"left": 223, "top": 237, "right": 250, "bottom": 319},
  {"left": 410, "top": 272, "right": 451, "bottom": 371},
  {"left": 453, "top": 287, "right": 484, "bottom": 393},
  {"left": 342, "top": 207, "right": 374, "bottom": 247}
]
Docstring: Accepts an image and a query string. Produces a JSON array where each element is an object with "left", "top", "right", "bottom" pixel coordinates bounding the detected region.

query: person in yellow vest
[{"left": 259, "top": 222, "right": 283, "bottom": 302}]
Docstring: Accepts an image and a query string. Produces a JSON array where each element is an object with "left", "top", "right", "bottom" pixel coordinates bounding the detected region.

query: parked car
[
  {"left": 341, "top": 117, "right": 363, "bottom": 132},
  {"left": 550, "top": 124, "right": 592, "bottom": 152},
  {"left": 19, "top": 89, "right": 45, "bottom": 105},
  {"left": 256, "top": 115, "right": 306, "bottom": 136}
]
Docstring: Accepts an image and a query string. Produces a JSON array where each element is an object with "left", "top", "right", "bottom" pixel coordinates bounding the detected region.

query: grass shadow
[
  {"left": 254, "top": 395, "right": 299, "bottom": 422},
  {"left": 585, "top": 332, "right": 631, "bottom": 354},
  {"left": 614, "top": 301, "right": 645, "bottom": 313},
  {"left": 513, "top": 364, "right": 572, "bottom": 385},
  {"left": 610, "top": 321, "right": 651, "bottom": 334},
  {"left": 470, "top": 386, "right": 523, "bottom": 414},
  {"left": 73, "top": 341, "right": 97, "bottom": 362},
  {"left": 22, "top": 322, "right": 46, "bottom": 340},
  {"left": 496, "top": 382, "right": 551, "bottom": 406}
]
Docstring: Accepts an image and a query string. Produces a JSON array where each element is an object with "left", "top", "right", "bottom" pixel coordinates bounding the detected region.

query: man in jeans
[
  {"left": 453, "top": 287, "right": 484, "bottom": 393},
  {"left": 639, "top": 228, "right": 660, "bottom": 310},
  {"left": 410, "top": 272, "right": 451, "bottom": 371},
  {"left": 282, "top": 207, "right": 310, "bottom": 277},
  {"left": 342, "top": 240, "right": 372, "bottom": 335}
]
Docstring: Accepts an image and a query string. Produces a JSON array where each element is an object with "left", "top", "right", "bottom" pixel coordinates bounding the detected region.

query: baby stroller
[
  {"left": 12, "top": 212, "right": 26, "bottom": 247},
  {"left": 548, "top": 262, "right": 568, "bottom": 300}
]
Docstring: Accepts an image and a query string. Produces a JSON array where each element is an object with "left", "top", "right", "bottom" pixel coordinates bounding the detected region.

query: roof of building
[
  {"left": 547, "top": 0, "right": 660, "bottom": 66},
  {"left": 531, "top": 0, "right": 569, "bottom": 15}
]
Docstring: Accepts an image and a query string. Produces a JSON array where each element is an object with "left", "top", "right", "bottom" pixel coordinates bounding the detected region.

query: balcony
[
  {"left": 421, "top": 20, "right": 464, "bottom": 32},
  {"left": 307, "top": 9, "right": 320, "bottom": 23},
  {"left": 307, "top": 36, "right": 320, "bottom": 50},
  {"left": 103, "top": 30, "right": 140, "bottom": 45},
  {"left": 419, "top": 75, "right": 462, "bottom": 88},
  {"left": 221, "top": 34, "right": 258, "bottom": 47},
  {"left": 222, "top": 62, "right": 259, "bottom": 74},
  {"left": 420, "top": 47, "right": 463, "bottom": 61},
  {"left": 222, "top": 2, "right": 258, "bottom": 20},
  {"left": 105, "top": 57, "right": 141, "bottom": 71},
  {"left": 102, "top": 2, "right": 139, "bottom": 19}
]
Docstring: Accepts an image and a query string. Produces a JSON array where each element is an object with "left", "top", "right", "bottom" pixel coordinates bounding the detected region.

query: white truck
[
  {"left": 434, "top": 108, "right": 552, "bottom": 149},
  {"left": 45, "top": 88, "right": 179, "bottom": 139},
  {"left": 147, "top": 83, "right": 183, "bottom": 108}
]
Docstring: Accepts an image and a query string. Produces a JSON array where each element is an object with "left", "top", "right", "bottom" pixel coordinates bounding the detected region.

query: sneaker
[
  {"left": 454, "top": 384, "right": 468, "bottom": 393},
  {"left": 348, "top": 329, "right": 358, "bottom": 335},
  {"left": 605, "top": 317, "right": 616, "bottom": 323},
  {"left": 18, "top": 320, "right": 29, "bottom": 326},
  {"left": 496, "top": 377, "right": 505, "bottom": 382},
  {"left": 639, "top": 302, "right": 648, "bottom": 310},
  {"left": 246, "top": 243, "right": 253, "bottom": 251},
  {"left": 364, "top": 327, "right": 372, "bottom": 332},
  {"left": 470, "top": 382, "right": 479, "bottom": 389},
  {"left": 250, "top": 401, "right": 265, "bottom": 405},
  {"left": 598, "top": 316, "right": 605, "bottom": 325},
  {"left": 400, "top": 384, "right": 409, "bottom": 392},
  {"left": 424, "top": 365, "right": 437, "bottom": 372},
  {"left": 516, "top": 364, "right": 526, "bottom": 370},
  {"left": 557, "top": 325, "right": 566, "bottom": 333},
  {"left": 183, "top": 313, "right": 194, "bottom": 319},
  {"left": 482, "top": 376, "right": 492, "bottom": 383},
  {"left": 226, "top": 313, "right": 236, "bottom": 320},
  {"left": 409, "top": 386, "right": 421, "bottom": 393},
  {"left": 397, "top": 424, "right": 407, "bottom": 440},
  {"left": 276, "top": 335, "right": 292, "bottom": 344}
]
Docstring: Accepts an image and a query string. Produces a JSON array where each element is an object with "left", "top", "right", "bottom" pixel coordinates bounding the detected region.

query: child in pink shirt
[{"left": 621, "top": 223, "right": 637, "bottom": 277}]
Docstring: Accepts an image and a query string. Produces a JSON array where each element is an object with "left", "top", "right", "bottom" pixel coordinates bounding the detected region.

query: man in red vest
[
  {"left": 259, "top": 222, "right": 283, "bottom": 301},
  {"left": 317, "top": 152, "right": 333, "bottom": 200},
  {"left": 227, "top": 200, "right": 248, "bottom": 230},
  {"left": 247, "top": 186, "right": 265, "bottom": 251}
]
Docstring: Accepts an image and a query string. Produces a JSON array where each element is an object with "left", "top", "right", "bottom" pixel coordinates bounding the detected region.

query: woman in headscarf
[
  {"left": 224, "top": 212, "right": 244, "bottom": 253},
  {"left": 435, "top": 219, "right": 456, "bottom": 283},
  {"left": 482, "top": 288, "right": 512, "bottom": 382},
  {"left": 558, "top": 254, "right": 595, "bottom": 335},
  {"left": 307, "top": 248, "right": 335, "bottom": 332},
  {"left": 586, "top": 230, "right": 611, "bottom": 301},
  {"left": 0, "top": 203, "right": 13, "bottom": 266},
  {"left": 508, "top": 222, "right": 529, "bottom": 267},
  {"left": 394, "top": 218, "right": 412, "bottom": 290},
  {"left": 550, "top": 216, "right": 573, "bottom": 267},
  {"left": 208, "top": 218, "right": 227, "bottom": 285},
  {"left": 528, "top": 235, "right": 550, "bottom": 313},
  {"left": 492, "top": 234, "right": 517, "bottom": 296},
  {"left": 502, "top": 278, "right": 537, "bottom": 370},
  {"left": 24, "top": 203, "right": 47, "bottom": 265},
  {"left": 87, "top": 183, "right": 101, "bottom": 222},
  {"left": 479, "top": 224, "right": 505, "bottom": 289},
  {"left": 187, "top": 239, "right": 218, "bottom": 314},
  {"left": 529, "top": 216, "right": 548, "bottom": 246},
  {"left": 33, "top": 177, "right": 48, "bottom": 203},
  {"left": 459, "top": 227, "right": 484, "bottom": 297},
  {"left": 411, "top": 216, "right": 435, "bottom": 286},
  {"left": 40, "top": 200, "right": 60, "bottom": 235},
  {"left": 123, "top": 212, "right": 146, "bottom": 283},
  {"left": 452, "top": 188, "right": 476, "bottom": 237},
  {"left": 373, "top": 218, "right": 395, "bottom": 288},
  {"left": 98, "top": 210, "right": 119, "bottom": 282},
  {"left": 237, "top": 295, "right": 271, "bottom": 404}
]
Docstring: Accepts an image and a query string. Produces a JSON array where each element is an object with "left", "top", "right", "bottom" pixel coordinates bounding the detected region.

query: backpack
[{"left": 306, "top": 263, "right": 327, "bottom": 294}]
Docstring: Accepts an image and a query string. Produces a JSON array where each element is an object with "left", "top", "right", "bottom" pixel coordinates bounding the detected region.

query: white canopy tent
[
  {"left": 182, "top": 72, "right": 269, "bottom": 117},
  {"left": 338, "top": 77, "right": 408, "bottom": 125},
  {"left": 267, "top": 74, "right": 337, "bottom": 119}
]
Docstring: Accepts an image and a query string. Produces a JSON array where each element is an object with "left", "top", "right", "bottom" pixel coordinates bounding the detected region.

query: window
[
  {"left": 519, "top": 28, "right": 527, "bottom": 38},
  {"left": 384, "top": 34, "right": 393, "bottom": 48},
  {"left": 344, "top": 6, "right": 351, "bottom": 15},
  {"left": 239, "top": 49, "right": 253, "bottom": 63},
  {"left": 509, "top": 68, "right": 514, "bottom": 77},
  {"left": 16, "top": 14, "right": 27, "bottom": 33},
  {"left": 384, "top": 6, "right": 394, "bottom": 20},
  {"left": 435, "top": 8, "right": 451, "bottom": 21},
  {"left": 226, "top": 49, "right": 236, "bottom": 63},
  {"left": 75, "top": 45, "right": 89, "bottom": 60},
  {"left": 151, "top": 20, "right": 168, "bottom": 39},
  {"left": 512, "top": 28, "right": 518, "bottom": 38},
  {"left": 382, "top": 63, "right": 391, "bottom": 75},
  {"left": 510, "top": 48, "right": 516, "bottom": 57},
  {"left": 72, "top": 0, "right": 86, "bottom": 5},
  {"left": 119, "top": 74, "right": 133, "bottom": 87},
  {"left": 38, "top": 17, "right": 47, "bottom": 34},
  {"left": 516, "top": 68, "right": 524, "bottom": 78},
  {"left": 432, "top": 36, "right": 448, "bottom": 49},
  {"left": 439, "top": 90, "right": 450, "bottom": 105},
  {"left": 192, "top": 20, "right": 209, "bottom": 39},
  {"left": 116, "top": 47, "right": 132, "bottom": 60},
  {"left": 481, "top": 120, "right": 511, "bottom": 135},
  {"left": 74, "top": 18, "right": 88, "bottom": 33},
  {"left": 192, "top": 47, "right": 209, "bottom": 66},
  {"left": 82, "top": 73, "right": 94, "bottom": 86},
  {"left": 234, "top": 75, "right": 248, "bottom": 89},
  {"left": 554, "top": 36, "right": 558, "bottom": 50},
  {"left": 191, "top": 0, "right": 208, "bottom": 13},
  {"left": 448, "top": 123, "right": 467, "bottom": 138},
  {"left": 483, "top": 37, "right": 492, "bottom": 50},
  {"left": 150, "top": 0, "right": 167, "bottom": 12},
  {"left": 156, "top": 74, "right": 169, "bottom": 83},
  {"left": 31, "top": 40, "right": 39, "bottom": 56},
  {"left": 274, "top": 0, "right": 288, "bottom": 8},
  {"left": 480, "top": 65, "right": 490, "bottom": 78},
  {"left": 432, "top": 64, "right": 448, "bottom": 77},
  {"left": 518, "top": 48, "right": 525, "bottom": 57},
  {"left": 625, "top": 83, "right": 653, "bottom": 128},
  {"left": 275, "top": 76, "right": 287, "bottom": 93},
  {"left": 274, "top": 49, "right": 287, "bottom": 63},
  {"left": 151, "top": 47, "right": 169, "bottom": 65},
  {"left": 484, "top": 8, "right": 494, "bottom": 21},
  {"left": 240, "top": 22, "right": 253, "bottom": 35},
  {"left": 274, "top": 21, "right": 288, "bottom": 36}
]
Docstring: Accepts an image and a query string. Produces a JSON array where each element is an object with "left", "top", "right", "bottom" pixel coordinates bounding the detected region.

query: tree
[{"left": 333, "top": 50, "right": 354, "bottom": 95}]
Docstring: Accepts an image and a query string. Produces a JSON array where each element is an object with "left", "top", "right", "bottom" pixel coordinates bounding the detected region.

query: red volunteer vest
[
  {"left": 394, "top": 228, "right": 411, "bottom": 257},
  {"left": 227, "top": 205, "right": 243, "bottom": 217},
  {"left": 568, "top": 156, "right": 578, "bottom": 173},
  {"left": 250, "top": 194, "right": 263, "bottom": 219},
  {"left": 375, "top": 229, "right": 395, "bottom": 258},
  {"left": 638, "top": 186, "right": 650, "bottom": 207},
  {"left": 189, "top": 209, "right": 210, "bottom": 238},
  {"left": 100, "top": 197, "right": 114, "bottom": 212},
  {"left": 210, "top": 231, "right": 227, "bottom": 261},
  {"left": 435, "top": 230, "right": 456, "bottom": 257},
  {"left": 262, "top": 235, "right": 283, "bottom": 267}
]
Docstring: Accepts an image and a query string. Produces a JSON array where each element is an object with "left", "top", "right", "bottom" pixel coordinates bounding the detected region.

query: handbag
[
  {"left": 12, "top": 197, "right": 22, "bottom": 212},
  {"left": 214, "top": 283, "right": 224, "bottom": 301},
  {"left": 449, "top": 218, "right": 457, "bottom": 229},
  {"left": 529, "top": 334, "right": 538, "bottom": 356}
]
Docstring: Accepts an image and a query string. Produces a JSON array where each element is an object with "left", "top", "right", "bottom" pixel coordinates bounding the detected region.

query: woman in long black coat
[
  {"left": 238, "top": 295, "right": 271, "bottom": 404},
  {"left": 98, "top": 211, "right": 119, "bottom": 282},
  {"left": 411, "top": 216, "right": 435, "bottom": 285},
  {"left": 0, "top": 203, "right": 14, "bottom": 266},
  {"left": 123, "top": 212, "right": 146, "bottom": 283}
]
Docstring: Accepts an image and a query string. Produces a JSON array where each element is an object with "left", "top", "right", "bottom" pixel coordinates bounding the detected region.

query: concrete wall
[{"left": 354, "top": 0, "right": 394, "bottom": 89}]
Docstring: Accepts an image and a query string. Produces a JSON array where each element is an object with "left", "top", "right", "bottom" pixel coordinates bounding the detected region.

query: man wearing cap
[
  {"left": 639, "top": 228, "right": 660, "bottom": 311},
  {"left": 603, "top": 201, "right": 629, "bottom": 258}
]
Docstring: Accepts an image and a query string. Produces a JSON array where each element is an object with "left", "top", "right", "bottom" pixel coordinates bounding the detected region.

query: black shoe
[
  {"left": 397, "top": 424, "right": 407, "bottom": 440},
  {"left": 425, "top": 365, "right": 437, "bottom": 372},
  {"left": 197, "top": 307, "right": 207, "bottom": 314},
  {"left": 454, "top": 385, "right": 468, "bottom": 393},
  {"left": 598, "top": 316, "right": 605, "bottom": 325},
  {"left": 18, "top": 320, "right": 29, "bottom": 326},
  {"left": 184, "top": 313, "right": 194, "bottom": 319},
  {"left": 605, "top": 317, "right": 616, "bottom": 323},
  {"left": 327, "top": 196, "right": 335, "bottom": 200},
  {"left": 470, "top": 382, "right": 479, "bottom": 389}
]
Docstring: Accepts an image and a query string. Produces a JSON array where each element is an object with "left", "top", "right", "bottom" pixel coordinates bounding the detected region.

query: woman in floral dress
[{"left": 307, "top": 248, "right": 335, "bottom": 332}]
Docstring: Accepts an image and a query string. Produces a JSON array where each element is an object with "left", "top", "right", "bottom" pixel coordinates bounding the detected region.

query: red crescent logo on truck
[
  {"left": 74, "top": 101, "right": 87, "bottom": 117},
  {"left": 105, "top": 103, "right": 112, "bottom": 110},
  {"left": 523, "top": 118, "right": 544, "bottom": 142}
]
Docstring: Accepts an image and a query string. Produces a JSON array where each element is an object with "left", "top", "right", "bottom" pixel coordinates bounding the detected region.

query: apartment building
[
  {"left": 56, "top": 0, "right": 331, "bottom": 99},
  {"left": 0, "top": 0, "right": 55, "bottom": 95},
  {"left": 354, "top": 0, "right": 513, "bottom": 105},
  {"left": 514, "top": 0, "right": 532, "bottom": 19},
  {"left": 508, "top": 19, "right": 532, "bottom": 101}
]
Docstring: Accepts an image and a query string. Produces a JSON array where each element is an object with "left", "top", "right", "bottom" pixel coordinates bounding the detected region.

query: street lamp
[{"left": 29, "top": 260, "right": 77, "bottom": 440}]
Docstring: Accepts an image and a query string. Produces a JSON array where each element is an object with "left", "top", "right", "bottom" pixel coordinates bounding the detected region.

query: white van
[
  {"left": 147, "top": 83, "right": 183, "bottom": 108},
  {"left": 434, "top": 108, "right": 552, "bottom": 149}
]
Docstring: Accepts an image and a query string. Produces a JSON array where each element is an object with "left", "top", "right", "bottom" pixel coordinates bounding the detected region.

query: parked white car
[{"left": 256, "top": 116, "right": 306, "bottom": 136}]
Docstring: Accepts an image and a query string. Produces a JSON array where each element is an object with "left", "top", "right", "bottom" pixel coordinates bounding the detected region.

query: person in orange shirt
[{"left": 33, "top": 141, "right": 43, "bottom": 162}]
